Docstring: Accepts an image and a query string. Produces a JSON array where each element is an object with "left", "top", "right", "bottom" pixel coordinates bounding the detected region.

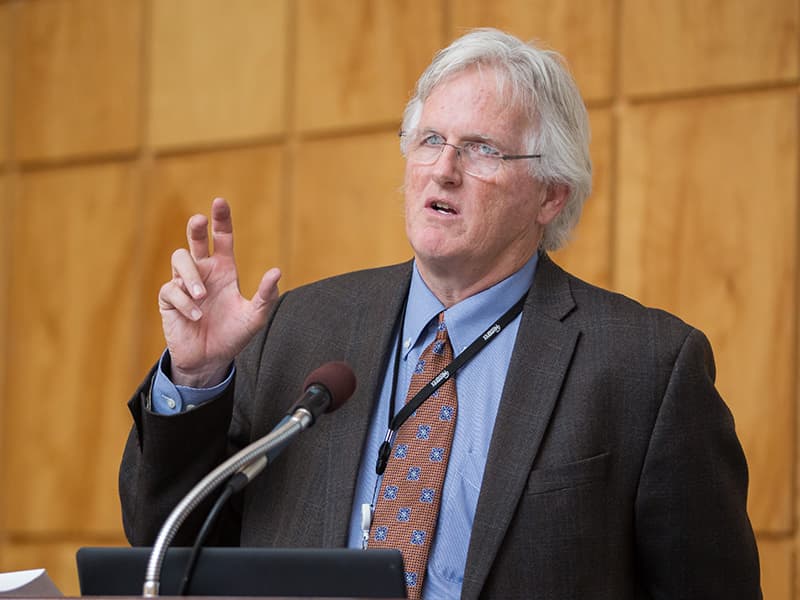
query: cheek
[
  {"left": 403, "top": 167, "right": 429, "bottom": 217},
  {"left": 404, "top": 163, "right": 423, "bottom": 193},
  {"left": 481, "top": 189, "right": 539, "bottom": 238},
  {"left": 503, "top": 179, "right": 544, "bottom": 220},
  {"left": 471, "top": 207, "right": 504, "bottom": 242}
]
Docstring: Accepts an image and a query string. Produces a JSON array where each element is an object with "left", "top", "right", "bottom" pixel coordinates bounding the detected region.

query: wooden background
[{"left": 0, "top": 0, "right": 796, "bottom": 596}]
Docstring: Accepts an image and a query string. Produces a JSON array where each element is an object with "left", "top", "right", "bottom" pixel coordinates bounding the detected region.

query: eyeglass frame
[{"left": 399, "top": 129, "right": 542, "bottom": 178}]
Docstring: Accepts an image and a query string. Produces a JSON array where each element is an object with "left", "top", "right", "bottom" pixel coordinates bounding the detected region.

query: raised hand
[{"left": 158, "top": 197, "right": 281, "bottom": 387}]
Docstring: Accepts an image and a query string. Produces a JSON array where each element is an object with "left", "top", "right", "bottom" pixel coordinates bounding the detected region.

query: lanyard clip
[
  {"left": 360, "top": 503, "right": 373, "bottom": 549},
  {"left": 375, "top": 429, "right": 395, "bottom": 475}
]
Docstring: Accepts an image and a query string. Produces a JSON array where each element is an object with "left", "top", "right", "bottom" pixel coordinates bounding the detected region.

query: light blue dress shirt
[
  {"left": 346, "top": 255, "right": 537, "bottom": 599},
  {"left": 151, "top": 253, "right": 538, "bottom": 599}
]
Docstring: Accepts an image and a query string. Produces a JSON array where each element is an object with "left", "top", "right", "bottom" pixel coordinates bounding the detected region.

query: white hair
[{"left": 401, "top": 28, "right": 592, "bottom": 251}]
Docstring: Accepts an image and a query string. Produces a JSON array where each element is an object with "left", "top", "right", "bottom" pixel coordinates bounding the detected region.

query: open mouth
[{"left": 431, "top": 200, "right": 457, "bottom": 215}]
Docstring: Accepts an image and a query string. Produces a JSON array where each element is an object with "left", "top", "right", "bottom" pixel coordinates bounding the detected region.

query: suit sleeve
[
  {"left": 118, "top": 367, "right": 242, "bottom": 546},
  {"left": 118, "top": 293, "right": 290, "bottom": 546},
  {"left": 634, "top": 328, "right": 761, "bottom": 598}
]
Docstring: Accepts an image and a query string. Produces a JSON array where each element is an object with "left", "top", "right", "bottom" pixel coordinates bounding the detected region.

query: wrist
[{"left": 165, "top": 352, "right": 232, "bottom": 389}]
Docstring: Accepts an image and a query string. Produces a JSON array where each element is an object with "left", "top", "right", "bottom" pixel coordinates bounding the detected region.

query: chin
[
  {"left": 413, "top": 246, "right": 469, "bottom": 271},
  {"left": 409, "top": 233, "right": 454, "bottom": 261}
]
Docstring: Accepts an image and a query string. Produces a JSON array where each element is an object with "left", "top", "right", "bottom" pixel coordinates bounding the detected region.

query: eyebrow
[{"left": 418, "top": 127, "right": 505, "bottom": 149}]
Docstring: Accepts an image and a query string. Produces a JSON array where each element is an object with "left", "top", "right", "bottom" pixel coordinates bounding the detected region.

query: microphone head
[{"left": 303, "top": 361, "right": 357, "bottom": 413}]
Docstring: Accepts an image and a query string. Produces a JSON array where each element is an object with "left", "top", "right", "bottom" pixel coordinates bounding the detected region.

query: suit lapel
[
  {"left": 319, "top": 262, "right": 413, "bottom": 546},
  {"left": 462, "top": 254, "right": 579, "bottom": 598}
]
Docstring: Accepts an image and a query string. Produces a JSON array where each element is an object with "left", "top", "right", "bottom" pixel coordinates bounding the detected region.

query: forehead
[{"left": 418, "top": 66, "right": 528, "bottom": 142}]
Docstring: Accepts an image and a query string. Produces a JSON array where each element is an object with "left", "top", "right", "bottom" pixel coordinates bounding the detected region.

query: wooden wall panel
[
  {"left": 140, "top": 146, "right": 286, "bottom": 363},
  {"left": 12, "top": 0, "right": 141, "bottom": 162},
  {"left": 287, "top": 131, "right": 409, "bottom": 288},
  {"left": 0, "top": 4, "right": 8, "bottom": 164},
  {"left": 756, "top": 537, "right": 793, "bottom": 600},
  {"left": 551, "top": 108, "right": 612, "bottom": 288},
  {"left": 0, "top": 541, "right": 78, "bottom": 595},
  {"left": 4, "top": 163, "right": 140, "bottom": 534},
  {"left": 148, "top": 0, "right": 288, "bottom": 149},
  {"left": 450, "top": 0, "right": 614, "bottom": 103},
  {"left": 0, "top": 175, "right": 7, "bottom": 522},
  {"left": 621, "top": 0, "right": 799, "bottom": 97},
  {"left": 616, "top": 91, "right": 797, "bottom": 533},
  {"left": 1, "top": 1, "right": 797, "bottom": 596},
  {"left": 0, "top": 537, "right": 129, "bottom": 596},
  {"left": 294, "top": 0, "right": 444, "bottom": 133}
]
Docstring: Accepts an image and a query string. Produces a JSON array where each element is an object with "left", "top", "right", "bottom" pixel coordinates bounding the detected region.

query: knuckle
[{"left": 158, "top": 282, "right": 177, "bottom": 305}]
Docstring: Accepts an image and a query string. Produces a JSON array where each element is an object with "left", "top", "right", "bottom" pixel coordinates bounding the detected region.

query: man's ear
[{"left": 535, "top": 183, "right": 570, "bottom": 226}]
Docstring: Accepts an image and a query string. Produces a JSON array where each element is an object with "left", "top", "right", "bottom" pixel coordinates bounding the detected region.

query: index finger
[
  {"left": 187, "top": 213, "right": 210, "bottom": 260},
  {"left": 210, "top": 197, "right": 235, "bottom": 257}
]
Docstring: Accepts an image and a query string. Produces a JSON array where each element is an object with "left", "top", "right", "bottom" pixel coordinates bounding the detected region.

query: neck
[{"left": 416, "top": 250, "right": 538, "bottom": 307}]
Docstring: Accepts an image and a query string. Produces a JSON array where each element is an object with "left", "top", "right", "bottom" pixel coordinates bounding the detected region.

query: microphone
[
  {"left": 295, "top": 360, "right": 357, "bottom": 420},
  {"left": 142, "top": 362, "right": 356, "bottom": 597},
  {"left": 233, "top": 361, "right": 357, "bottom": 486}
]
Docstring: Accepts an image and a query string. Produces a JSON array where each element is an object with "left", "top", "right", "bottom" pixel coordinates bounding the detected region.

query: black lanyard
[{"left": 374, "top": 290, "right": 529, "bottom": 475}]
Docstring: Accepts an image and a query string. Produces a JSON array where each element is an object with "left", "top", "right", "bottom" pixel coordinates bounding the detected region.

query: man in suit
[{"left": 120, "top": 28, "right": 761, "bottom": 598}]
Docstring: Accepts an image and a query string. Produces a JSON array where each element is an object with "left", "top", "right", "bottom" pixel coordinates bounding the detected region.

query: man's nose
[{"left": 432, "top": 143, "right": 463, "bottom": 185}]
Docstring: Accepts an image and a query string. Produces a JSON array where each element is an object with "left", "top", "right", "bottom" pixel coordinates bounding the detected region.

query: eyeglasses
[{"left": 401, "top": 130, "right": 541, "bottom": 179}]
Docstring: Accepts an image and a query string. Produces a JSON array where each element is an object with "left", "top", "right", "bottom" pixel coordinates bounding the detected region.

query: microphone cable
[{"left": 176, "top": 472, "right": 248, "bottom": 595}]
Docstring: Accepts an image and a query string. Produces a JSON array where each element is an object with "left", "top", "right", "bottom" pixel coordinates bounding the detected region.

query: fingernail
[
  {"left": 191, "top": 309, "right": 202, "bottom": 321},
  {"left": 193, "top": 284, "right": 204, "bottom": 297}
]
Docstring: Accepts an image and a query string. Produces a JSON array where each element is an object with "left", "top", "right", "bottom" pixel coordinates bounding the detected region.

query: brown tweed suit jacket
[{"left": 120, "top": 253, "right": 761, "bottom": 599}]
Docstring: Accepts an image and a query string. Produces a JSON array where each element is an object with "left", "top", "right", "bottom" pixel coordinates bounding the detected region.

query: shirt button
[
  {"left": 404, "top": 338, "right": 412, "bottom": 349},
  {"left": 164, "top": 396, "right": 177, "bottom": 410}
]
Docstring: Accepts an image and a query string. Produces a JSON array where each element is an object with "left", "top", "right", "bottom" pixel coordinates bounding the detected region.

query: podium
[{"left": 76, "top": 547, "right": 406, "bottom": 598}]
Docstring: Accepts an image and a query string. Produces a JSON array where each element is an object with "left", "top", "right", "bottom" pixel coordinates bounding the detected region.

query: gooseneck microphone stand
[
  {"left": 141, "top": 361, "right": 356, "bottom": 597},
  {"left": 142, "top": 408, "right": 313, "bottom": 597}
]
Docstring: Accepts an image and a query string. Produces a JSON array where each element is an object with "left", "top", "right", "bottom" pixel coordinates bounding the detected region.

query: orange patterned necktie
[{"left": 369, "top": 312, "right": 457, "bottom": 599}]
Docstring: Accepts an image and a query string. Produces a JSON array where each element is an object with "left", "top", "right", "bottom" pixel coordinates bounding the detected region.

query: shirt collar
[{"left": 402, "top": 252, "right": 539, "bottom": 359}]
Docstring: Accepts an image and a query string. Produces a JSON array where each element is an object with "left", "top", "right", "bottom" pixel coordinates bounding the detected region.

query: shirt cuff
[{"left": 151, "top": 350, "right": 235, "bottom": 414}]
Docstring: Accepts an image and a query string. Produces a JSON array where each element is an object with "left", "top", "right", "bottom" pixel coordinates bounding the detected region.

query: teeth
[{"left": 432, "top": 201, "right": 454, "bottom": 214}]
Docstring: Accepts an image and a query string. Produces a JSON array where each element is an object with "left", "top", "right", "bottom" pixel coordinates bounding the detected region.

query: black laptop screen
[{"left": 76, "top": 546, "right": 406, "bottom": 598}]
